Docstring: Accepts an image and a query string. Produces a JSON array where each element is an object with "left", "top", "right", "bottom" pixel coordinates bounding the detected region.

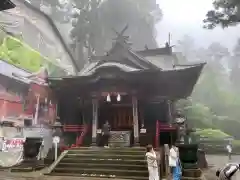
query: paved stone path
[{"left": 204, "top": 154, "right": 240, "bottom": 180}]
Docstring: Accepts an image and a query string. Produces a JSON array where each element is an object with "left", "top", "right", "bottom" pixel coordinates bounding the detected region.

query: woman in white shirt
[
  {"left": 145, "top": 144, "right": 159, "bottom": 180},
  {"left": 169, "top": 144, "right": 182, "bottom": 180}
]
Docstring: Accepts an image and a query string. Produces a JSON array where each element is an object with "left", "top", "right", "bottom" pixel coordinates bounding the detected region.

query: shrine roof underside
[{"left": 48, "top": 62, "right": 205, "bottom": 100}]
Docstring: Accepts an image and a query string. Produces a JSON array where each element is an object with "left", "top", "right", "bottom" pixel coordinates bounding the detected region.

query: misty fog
[{"left": 2, "top": 0, "right": 240, "bottom": 141}]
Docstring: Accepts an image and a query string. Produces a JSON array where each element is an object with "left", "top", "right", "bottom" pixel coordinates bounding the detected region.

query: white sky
[{"left": 155, "top": 0, "right": 240, "bottom": 50}]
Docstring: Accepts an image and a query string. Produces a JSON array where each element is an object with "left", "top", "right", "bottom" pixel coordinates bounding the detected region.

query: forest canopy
[
  {"left": 27, "top": 0, "right": 162, "bottom": 69},
  {"left": 204, "top": 0, "right": 240, "bottom": 29},
  {"left": 176, "top": 35, "right": 240, "bottom": 140}
]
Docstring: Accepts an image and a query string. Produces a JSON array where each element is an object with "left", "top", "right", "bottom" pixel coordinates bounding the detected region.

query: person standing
[
  {"left": 102, "top": 120, "right": 110, "bottom": 148},
  {"left": 145, "top": 144, "right": 159, "bottom": 180},
  {"left": 226, "top": 143, "right": 232, "bottom": 160},
  {"left": 169, "top": 144, "right": 182, "bottom": 180}
]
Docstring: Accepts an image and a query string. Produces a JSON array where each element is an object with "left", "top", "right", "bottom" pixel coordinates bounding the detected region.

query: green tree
[
  {"left": 176, "top": 99, "right": 215, "bottom": 129},
  {"left": 26, "top": 0, "right": 162, "bottom": 70},
  {"left": 192, "top": 43, "right": 230, "bottom": 114},
  {"left": 229, "top": 38, "right": 240, "bottom": 91},
  {"left": 28, "top": 0, "right": 75, "bottom": 23},
  {"left": 175, "top": 35, "right": 195, "bottom": 60},
  {"left": 70, "top": 0, "right": 162, "bottom": 69},
  {"left": 204, "top": 0, "right": 240, "bottom": 29}
]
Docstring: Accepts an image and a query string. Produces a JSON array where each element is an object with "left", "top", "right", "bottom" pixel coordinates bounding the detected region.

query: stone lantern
[
  {"left": 51, "top": 120, "right": 63, "bottom": 138},
  {"left": 175, "top": 111, "right": 199, "bottom": 169},
  {"left": 48, "top": 120, "right": 64, "bottom": 160}
]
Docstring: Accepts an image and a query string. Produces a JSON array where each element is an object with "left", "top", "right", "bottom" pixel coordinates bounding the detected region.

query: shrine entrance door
[{"left": 98, "top": 95, "right": 133, "bottom": 147}]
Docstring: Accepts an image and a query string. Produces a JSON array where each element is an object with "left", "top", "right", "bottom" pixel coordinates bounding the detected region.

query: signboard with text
[{"left": 2, "top": 138, "right": 25, "bottom": 152}]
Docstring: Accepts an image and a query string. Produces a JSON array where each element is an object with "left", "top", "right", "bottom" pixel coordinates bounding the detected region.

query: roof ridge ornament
[{"left": 112, "top": 24, "right": 132, "bottom": 46}]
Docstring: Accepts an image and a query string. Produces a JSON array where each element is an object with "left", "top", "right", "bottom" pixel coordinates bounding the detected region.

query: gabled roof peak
[{"left": 112, "top": 25, "right": 130, "bottom": 45}]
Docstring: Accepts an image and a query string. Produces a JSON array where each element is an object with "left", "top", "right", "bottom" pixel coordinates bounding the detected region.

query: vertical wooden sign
[{"left": 132, "top": 96, "right": 139, "bottom": 144}]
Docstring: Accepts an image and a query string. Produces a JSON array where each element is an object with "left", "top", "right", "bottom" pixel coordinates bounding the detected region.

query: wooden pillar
[
  {"left": 167, "top": 100, "right": 173, "bottom": 125},
  {"left": 92, "top": 99, "right": 98, "bottom": 146},
  {"left": 132, "top": 96, "right": 139, "bottom": 146}
]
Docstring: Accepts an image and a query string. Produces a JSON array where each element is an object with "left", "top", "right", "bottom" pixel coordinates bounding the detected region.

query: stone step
[
  {"left": 11, "top": 167, "right": 34, "bottom": 172},
  {"left": 57, "top": 162, "right": 147, "bottom": 171},
  {"left": 11, "top": 164, "right": 45, "bottom": 172},
  {"left": 182, "top": 169, "right": 202, "bottom": 178},
  {"left": 53, "top": 167, "right": 148, "bottom": 177},
  {"left": 61, "top": 158, "right": 146, "bottom": 165},
  {"left": 71, "top": 147, "right": 146, "bottom": 152},
  {"left": 181, "top": 177, "right": 201, "bottom": 180},
  {"left": 65, "top": 153, "right": 145, "bottom": 160},
  {"left": 48, "top": 172, "right": 148, "bottom": 180},
  {"left": 68, "top": 149, "right": 145, "bottom": 155}
]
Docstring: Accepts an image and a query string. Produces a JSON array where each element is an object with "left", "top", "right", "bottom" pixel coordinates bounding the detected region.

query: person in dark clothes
[{"left": 102, "top": 120, "right": 110, "bottom": 148}]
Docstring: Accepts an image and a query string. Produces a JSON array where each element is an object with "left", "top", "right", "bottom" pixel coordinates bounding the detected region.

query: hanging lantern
[
  {"left": 106, "top": 94, "right": 111, "bottom": 102},
  {"left": 45, "top": 98, "right": 48, "bottom": 104},
  {"left": 117, "top": 94, "right": 121, "bottom": 102}
]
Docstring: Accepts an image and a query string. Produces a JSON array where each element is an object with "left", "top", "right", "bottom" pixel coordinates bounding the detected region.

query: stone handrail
[{"left": 44, "top": 150, "right": 68, "bottom": 174}]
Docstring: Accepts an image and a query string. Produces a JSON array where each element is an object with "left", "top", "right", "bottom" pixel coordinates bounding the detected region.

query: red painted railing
[
  {"left": 155, "top": 120, "right": 177, "bottom": 147},
  {"left": 76, "top": 125, "right": 88, "bottom": 146},
  {"left": 63, "top": 124, "right": 88, "bottom": 147}
]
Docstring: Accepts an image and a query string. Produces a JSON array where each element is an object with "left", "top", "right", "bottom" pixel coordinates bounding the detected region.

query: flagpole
[
  {"left": 34, "top": 94, "right": 40, "bottom": 125},
  {"left": 37, "top": 33, "right": 41, "bottom": 50}
]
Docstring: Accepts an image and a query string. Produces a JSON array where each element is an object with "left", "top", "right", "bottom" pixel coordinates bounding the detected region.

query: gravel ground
[{"left": 204, "top": 154, "right": 240, "bottom": 180}]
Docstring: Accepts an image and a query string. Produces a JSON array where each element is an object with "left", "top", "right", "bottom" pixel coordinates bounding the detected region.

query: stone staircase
[
  {"left": 46, "top": 147, "right": 149, "bottom": 180},
  {"left": 10, "top": 159, "right": 45, "bottom": 172},
  {"left": 182, "top": 168, "right": 202, "bottom": 180}
]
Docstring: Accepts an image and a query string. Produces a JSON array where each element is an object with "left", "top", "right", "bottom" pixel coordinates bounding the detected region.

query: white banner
[{"left": 2, "top": 138, "right": 25, "bottom": 152}]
